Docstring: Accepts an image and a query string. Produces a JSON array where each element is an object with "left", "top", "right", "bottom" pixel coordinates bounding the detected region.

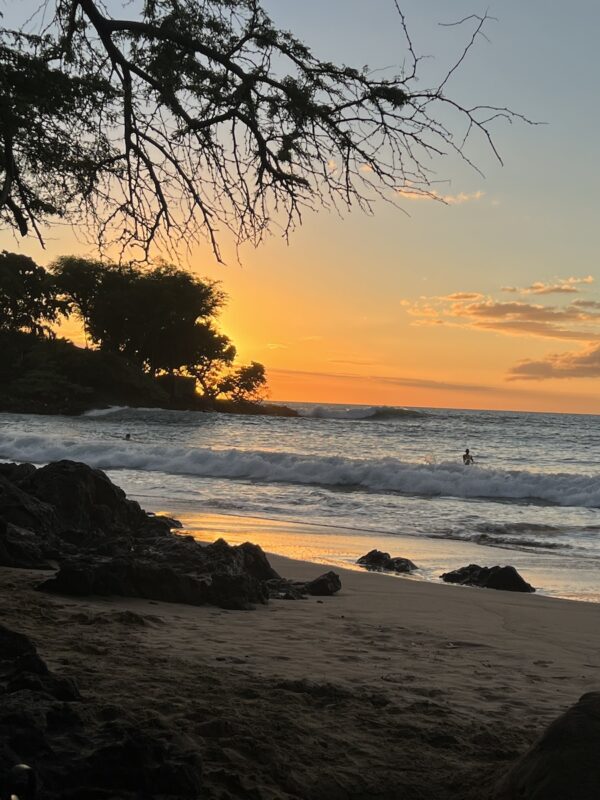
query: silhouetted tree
[
  {"left": 1, "top": 2, "right": 530, "bottom": 258},
  {"left": 220, "top": 361, "right": 267, "bottom": 402},
  {"left": 0, "top": 251, "right": 63, "bottom": 336},
  {"left": 51, "top": 256, "right": 106, "bottom": 345},
  {"left": 53, "top": 258, "right": 225, "bottom": 374},
  {"left": 184, "top": 322, "right": 237, "bottom": 400}
]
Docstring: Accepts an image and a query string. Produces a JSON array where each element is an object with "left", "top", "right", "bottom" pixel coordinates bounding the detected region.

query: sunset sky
[{"left": 2, "top": 0, "right": 599, "bottom": 413}]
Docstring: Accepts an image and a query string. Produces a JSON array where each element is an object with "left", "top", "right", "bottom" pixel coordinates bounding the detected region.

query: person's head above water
[
  {"left": 124, "top": 433, "right": 131, "bottom": 441},
  {"left": 465, "top": 448, "right": 469, "bottom": 454}
]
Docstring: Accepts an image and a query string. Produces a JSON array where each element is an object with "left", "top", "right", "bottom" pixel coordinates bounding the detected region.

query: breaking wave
[
  {"left": 1, "top": 431, "right": 599, "bottom": 508},
  {"left": 296, "top": 405, "right": 424, "bottom": 421}
]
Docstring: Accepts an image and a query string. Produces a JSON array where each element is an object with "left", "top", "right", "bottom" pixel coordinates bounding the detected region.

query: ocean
[{"left": 1, "top": 404, "right": 599, "bottom": 602}]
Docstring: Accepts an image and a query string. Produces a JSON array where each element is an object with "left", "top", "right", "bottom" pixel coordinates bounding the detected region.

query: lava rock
[
  {"left": 20, "top": 460, "right": 147, "bottom": 534},
  {"left": 357, "top": 549, "right": 417, "bottom": 574},
  {"left": 0, "top": 519, "right": 56, "bottom": 569},
  {"left": 440, "top": 564, "right": 535, "bottom": 593},
  {"left": 39, "top": 555, "right": 269, "bottom": 610},
  {"left": 493, "top": 692, "right": 600, "bottom": 799},
  {"left": 0, "top": 474, "right": 59, "bottom": 536},
  {"left": 304, "top": 571, "right": 342, "bottom": 596},
  {"left": 0, "top": 623, "right": 202, "bottom": 799},
  {"left": 0, "top": 462, "right": 37, "bottom": 484}
]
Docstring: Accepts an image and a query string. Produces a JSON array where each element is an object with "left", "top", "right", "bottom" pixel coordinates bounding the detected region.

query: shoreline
[{"left": 142, "top": 504, "right": 600, "bottom": 604}]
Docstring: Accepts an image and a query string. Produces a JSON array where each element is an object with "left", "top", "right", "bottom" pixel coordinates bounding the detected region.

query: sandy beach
[{"left": 3, "top": 537, "right": 599, "bottom": 799}]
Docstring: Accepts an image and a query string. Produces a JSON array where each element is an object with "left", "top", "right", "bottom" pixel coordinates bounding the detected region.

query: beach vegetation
[{"left": 0, "top": 251, "right": 271, "bottom": 413}]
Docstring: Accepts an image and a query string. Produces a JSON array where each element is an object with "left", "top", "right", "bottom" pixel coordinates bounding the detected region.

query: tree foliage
[
  {"left": 0, "top": 1, "right": 529, "bottom": 259},
  {"left": 53, "top": 258, "right": 225, "bottom": 374},
  {"left": 0, "top": 250, "right": 64, "bottom": 336}
]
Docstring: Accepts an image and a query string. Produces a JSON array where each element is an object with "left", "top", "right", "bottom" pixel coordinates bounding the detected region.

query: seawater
[{"left": 1, "top": 404, "right": 599, "bottom": 601}]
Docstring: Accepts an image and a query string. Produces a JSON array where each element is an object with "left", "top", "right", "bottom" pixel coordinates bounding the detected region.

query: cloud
[
  {"left": 266, "top": 343, "right": 288, "bottom": 350},
  {"left": 508, "top": 344, "right": 600, "bottom": 380},
  {"left": 443, "top": 292, "right": 483, "bottom": 301},
  {"left": 396, "top": 188, "right": 485, "bottom": 205},
  {"left": 405, "top": 293, "right": 600, "bottom": 342},
  {"left": 502, "top": 276, "right": 594, "bottom": 296}
]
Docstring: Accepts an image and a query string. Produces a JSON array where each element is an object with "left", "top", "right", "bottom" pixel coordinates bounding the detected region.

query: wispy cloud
[
  {"left": 405, "top": 295, "right": 600, "bottom": 342},
  {"left": 397, "top": 188, "right": 485, "bottom": 205},
  {"left": 443, "top": 292, "right": 484, "bottom": 301},
  {"left": 502, "top": 276, "right": 594, "bottom": 295},
  {"left": 509, "top": 344, "right": 600, "bottom": 380}
]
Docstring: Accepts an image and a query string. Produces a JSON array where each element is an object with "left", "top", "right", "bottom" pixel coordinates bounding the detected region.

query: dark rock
[
  {"left": 1, "top": 459, "right": 334, "bottom": 611},
  {"left": 0, "top": 474, "right": 60, "bottom": 535},
  {"left": 0, "top": 462, "right": 37, "bottom": 484},
  {"left": 39, "top": 554, "right": 269, "bottom": 610},
  {"left": 203, "top": 538, "right": 281, "bottom": 581},
  {"left": 357, "top": 549, "right": 417, "bottom": 574},
  {"left": 493, "top": 692, "right": 600, "bottom": 799},
  {"left": 20, "top": 460, "right": 146, "bottom": 534},
  {"left": 0, "top": 623, "right": 202, "bottom": 799},
  {"left": 0, "top": 520, "right": 55, "bottom": 569},
  {"left": 304, "top": 571, "right": 342, "bottom": 596},
  {"left": 440, "top": 564, "right": 535, "bottom": 593}
]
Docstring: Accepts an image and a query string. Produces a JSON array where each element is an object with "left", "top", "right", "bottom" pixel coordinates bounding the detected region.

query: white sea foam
[
  {"left": 83, "top": 406, "right": 133, "bottom": 417},
  {"left": 1, "top": 431, "right": 599, "bottom": 508}
]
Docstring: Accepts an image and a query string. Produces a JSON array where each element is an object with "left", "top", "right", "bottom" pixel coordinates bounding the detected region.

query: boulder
[
  {"left": 357, "top": 549, "right": 417, "bottom": 574},
  {"left": 0, "top": 462, "right": 37, "bottom": 484},
  {"left": 38, "top": 555, "right": 269, "bottom": 610},
  {"left": 20, "top": 460, "right": 146, "bottom": 534},
  {"left": 493, "top": 692, "right": 600, "bottom": 799},
  {"left": 0, "top": 519, "right": 56, "bottom": 569},
  {"left": 0, "top": 474, "right": 59, "bottom": 535},
  {"left": 304, "top": 571, "right": 342, "bottom": 596},
  {"left": 440, "top": 564, "right": 535, "bottom": 593},
  {"left": 0, "top": 623, "right": 202, "bottom": 798}
]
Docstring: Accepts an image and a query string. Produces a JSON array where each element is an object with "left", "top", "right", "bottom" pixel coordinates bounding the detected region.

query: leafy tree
[
  {"left": 184, "top": 322, "right": 237, "bottom": 400},
  {"left": 0, "top": 2, "right": 528, "bottom": 258},
  {"left": 51, "top": 256, "right": 107, "bottom": 345},
  {"left": 220, "top": 361, "right": 267, "bottom": 403},
  {"left": 53, "top": 257, "right": 225, "bottom": 374},
  {"left": 0, "top": 251, "right": 63, "bottom": 336}
]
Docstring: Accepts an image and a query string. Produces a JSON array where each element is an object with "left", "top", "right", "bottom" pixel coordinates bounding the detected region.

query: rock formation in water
[{"left": 357, "top": 549, "right": 417, "bottom": 574}]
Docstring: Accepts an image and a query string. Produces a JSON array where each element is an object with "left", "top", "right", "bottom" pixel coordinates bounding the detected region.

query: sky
[{"left": 2, "top": 0, "right": 600, "bottom": 413}]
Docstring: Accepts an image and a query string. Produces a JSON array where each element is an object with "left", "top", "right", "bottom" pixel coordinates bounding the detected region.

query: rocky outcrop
[
  {"left": 357, "top": 549, "right": 417, "bottom": 574},
  {"left": 39, "top": 554, "right": 270, "bottom": 611},
  {"left": 0, "top": 623, "right": 202, "bottom": 800},
  {"left": 0, "top": 459, "right": 343, "bottom": 610},
  {"left": 493, "top": 692, "right": 600, "bottom": 799},
  {"left": 440, "top": 564, "right": 535, "bottom": 593}
]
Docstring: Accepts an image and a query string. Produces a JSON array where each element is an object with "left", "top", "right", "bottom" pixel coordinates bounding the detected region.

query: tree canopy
[
  {"left": 0, "top": 250, "right": 267, "bottom": 406},
  {"left": 0, "top": 1, "right": 528, "bottom": 259},
  {"left": 0, "top": 250, "right": 64, "bottom": 336}
]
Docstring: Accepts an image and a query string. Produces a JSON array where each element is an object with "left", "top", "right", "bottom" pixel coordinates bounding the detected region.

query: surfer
[
  {"left": 124, "top": 433, "right": 131, "bottom": 441},
  {"left": 462, "top": 448, "right": 474, "bottom": 465}
]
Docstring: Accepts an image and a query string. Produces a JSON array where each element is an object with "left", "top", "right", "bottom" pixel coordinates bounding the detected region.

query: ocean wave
[
  {"left": 297, "top": 405, "right": 424, "bottom": 421},
  {"left": 83, "top": 406, "right": 136, "bottom": 417},
  {"left": 1, "top": 431, "right": 599, "bottom": 508}
]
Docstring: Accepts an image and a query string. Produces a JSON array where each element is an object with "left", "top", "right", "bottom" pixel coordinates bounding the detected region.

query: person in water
[
  {"left": 463, "top": 448, "right": 474, "bottom": 465},
  {"left": 124, "top": 433, "right": 131, "bottom": 441}
]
